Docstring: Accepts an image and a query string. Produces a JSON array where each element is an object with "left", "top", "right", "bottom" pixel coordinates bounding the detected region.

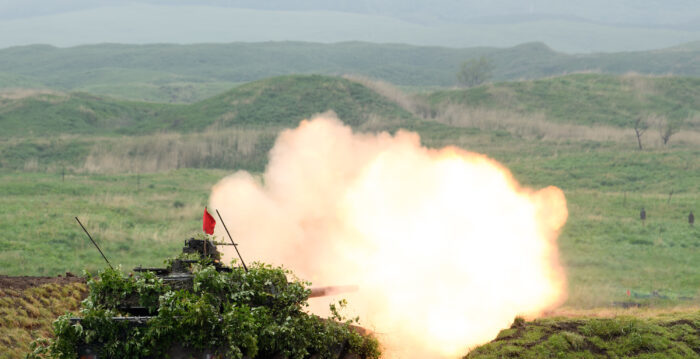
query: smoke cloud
[{"left": 210, "top": 115, "right": 567, "bottom": 357}]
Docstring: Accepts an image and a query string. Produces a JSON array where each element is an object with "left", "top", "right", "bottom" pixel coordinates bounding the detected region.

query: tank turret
[
  {"left": 66, "top": 237, "right": 370, "bottom": 359},
  {"left": 107, "top": 238, "right": 231, "bottom": 315}
]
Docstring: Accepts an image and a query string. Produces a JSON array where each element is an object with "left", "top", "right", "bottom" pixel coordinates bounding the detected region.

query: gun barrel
[{"left": 309, "top": 285, "right": 359, "bottom": 298}]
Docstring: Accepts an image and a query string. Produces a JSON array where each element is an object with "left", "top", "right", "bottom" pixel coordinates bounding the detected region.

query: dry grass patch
[
  {"left": 344, "top": 75, "right": 431, "bottom": 116},
  {"left": 0, "top": 281, "right": 87, "bottom": 359},
  {"left": 83, "top": 127, "right": 274, "bottom": 173},
  {"left": 549, "top": 306, "right": 700, "bottom": 319},
  {"left": 0, "top": 88, "right": 64, "bottom": 100},
  {"left": 620, "top": 72, "right": 664, "bottom": 99},
  {"left": 428, "top": 103, "right": 700, "bottom": 147}
]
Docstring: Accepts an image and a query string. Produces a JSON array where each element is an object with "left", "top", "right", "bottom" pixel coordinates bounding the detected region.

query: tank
[
  {"left": 69, "top": 238, "right": 369, "bottom": 359},
  {"left": 113, "top": 238, "right": 230, "bottom": 315}
]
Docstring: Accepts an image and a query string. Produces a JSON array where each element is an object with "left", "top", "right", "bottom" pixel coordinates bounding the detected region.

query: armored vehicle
[{"left": 70, "top": 238, "right": 370, "bottom": 359}]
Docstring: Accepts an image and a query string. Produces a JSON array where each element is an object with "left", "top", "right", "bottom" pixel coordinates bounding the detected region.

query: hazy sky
[
  {"left": 0, "top": 0, "right": 698, "bottom": 52},
  {"left": 2, "top": 0, "right": 699, "bottom": 25}
]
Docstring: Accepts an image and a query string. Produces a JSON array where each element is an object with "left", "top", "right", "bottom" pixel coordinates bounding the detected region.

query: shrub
[{"left": 28, "top": 259, "right": 379, "bottom": 359}]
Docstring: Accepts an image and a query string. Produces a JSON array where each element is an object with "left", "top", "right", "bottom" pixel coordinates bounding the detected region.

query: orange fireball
[{"left": 211, "top": 116, "right": 567, "bottom": 358}]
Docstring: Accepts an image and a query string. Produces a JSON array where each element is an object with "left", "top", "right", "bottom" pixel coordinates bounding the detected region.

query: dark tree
[
  {"left": 633, "top": 117, "right": 648, "bottom": 150},
  {"left": 457, "top": 56, "right": 494, "bottom": 88},
  {"left": 657, "top": 116, "right": 679, "bottom": 145}
]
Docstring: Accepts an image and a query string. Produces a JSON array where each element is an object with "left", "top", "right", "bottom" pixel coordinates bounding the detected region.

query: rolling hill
[
  {"left": 0, "top": 42, "right": 699, "bottom": 103},
  {"left": 466, "top": 311, "right": 700, "bottom": 358},
  {"left": 0, "top": 75, "right": 418, "bottom": 138},
  {"left": 425, "top": 73, "right": 700, "bottom": 129},
  {"left": 2, "top": 73, "right": 699, "bottom": 176},
  {"left": 0, "top": 75, "right": 421, "bottom": 172}
]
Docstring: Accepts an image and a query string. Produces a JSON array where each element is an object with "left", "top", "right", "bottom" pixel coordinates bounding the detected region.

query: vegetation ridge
[
  {"left": 0, "top": 74, "right": 418, "bottom": 138},
  {"left": 1, "top": 42, "right": 699, "bottom": 102}
]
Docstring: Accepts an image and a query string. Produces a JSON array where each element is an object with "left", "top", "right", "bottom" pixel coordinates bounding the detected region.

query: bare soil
[{"left": 0, "top": 274, "right": 84, "bottom": 291}]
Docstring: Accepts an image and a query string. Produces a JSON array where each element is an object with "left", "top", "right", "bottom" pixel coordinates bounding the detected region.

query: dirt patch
[
  {"left": 0, "top": 275, "right": 84, "bottom": 291},
  {"left": 0, "top": 88, "right": 65, "bottom": 100}
]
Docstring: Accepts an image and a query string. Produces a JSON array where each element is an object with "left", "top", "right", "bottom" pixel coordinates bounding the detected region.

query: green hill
[
  {"left": 0, "top": 42, "right": 699, "bottom": 103},
  {"left": 0, "top": 72, "right": 45, "bottom": 88},
  {"left": 425, "top": 73, "right": 700, "bottom": 128},
  {"left": 0, "top": 91, "right": 163, "bottom": 137},
  {"left": 3, "top": 73, "right": 699, "bottom": 173},
  {"left": 0, "top": 75, "right": 420, "bottom": 172},
  {"left": 162, "top": 74, "right": 418, "bottom": 131},
  {"left": 466, "top": 311, "right": 700, "bottom": 358},
  {"left": 0, "top": 75, "right": 418, "bottom": 138}
]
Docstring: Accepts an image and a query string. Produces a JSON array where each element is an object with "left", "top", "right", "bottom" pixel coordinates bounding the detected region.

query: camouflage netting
[{"left": 28, "top": 255, "right": 380, "bottom": 359}]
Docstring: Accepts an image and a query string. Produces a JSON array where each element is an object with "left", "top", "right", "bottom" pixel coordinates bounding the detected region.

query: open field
[
  {"left": 1, "top": 140, "right": 697, "bottom": 357},
  {"left": 1, "top": 73, "right": 698, "bottom": 305},
  {"left": 0, "top": 72, "right": 698, "bottom": 357},
  {"left": 1, "top": 142, "right": 697, "bottom": 307},
  {"left": 0, "top": 169, "right": 227, "bottom": 275}
]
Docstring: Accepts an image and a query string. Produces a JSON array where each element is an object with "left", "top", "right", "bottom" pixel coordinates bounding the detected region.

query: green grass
[
  {"left": 0, "top": 91, "right": 166, "bottom": 137},
  {"left": 426, "top": 74, "right": 700, "bottom": 128},
  {"left": 1, "top": 72, "right": 699, "bottom": 357},
  {"left": 0, "top": 74, "right": 417, "bottom": 139},
  {"left": 171, "top": 74, "right": 418, "bottom": 131},
  {"left": 3, "top": 73, "right": 700, "bottom": 173},
  {"left": 466, "top": 311, "right": 700, "bottom": 358},
  {"left": 0, "top": 169, "right": 227, "bottom": 275},
  {"left": 80, "top": 81, "right": 242, "bottom": 104},
  {"left": 0, "top": 137, "right": 93, "bottom": 171},
  {"left": 0, "top": 74, "right": 421, "bottom": 174},
  {"left": 1, "top": 139, "right": 698, "bottom": 307},
  {"left": 0, "top": 74, "right": 420, "bottom": 175},
  {"left": 0, "top": 42, "right": 699, "bottom": 103},
  {"left": 419, "top": 132, "right": 700, "bottom": 308},
  {"left": 0, "top": 72, "right": 46, "bottom": 89}
]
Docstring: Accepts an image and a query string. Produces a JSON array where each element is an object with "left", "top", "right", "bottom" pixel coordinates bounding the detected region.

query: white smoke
[{"left": 210, "top": 115, "right": 567, "bottom": 358}]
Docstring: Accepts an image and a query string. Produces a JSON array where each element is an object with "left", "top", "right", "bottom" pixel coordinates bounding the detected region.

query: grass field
[
  {"left": 1, "top": 141, "right": 697, "bottom": 308},
  {"left": 0, "top": 72, "right": 698, "bottom": 358},
  {"left": 1, "top": 73, "right": 698, "bottom": 306},
  {"left": 0, "top": 169, "right": 227, "bottom": 276},
  {"left": 1, "top": 137, "right": 697, "bottom": 358}
]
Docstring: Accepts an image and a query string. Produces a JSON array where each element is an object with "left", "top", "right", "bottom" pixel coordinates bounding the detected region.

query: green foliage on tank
[{"left": 28, "top": 255, "right": 380, "bottom": 359}]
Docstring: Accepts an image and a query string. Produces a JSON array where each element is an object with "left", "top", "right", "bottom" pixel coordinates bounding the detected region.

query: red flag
[{"left": 203, "top": 207, "right": 216, "bottom": 234}]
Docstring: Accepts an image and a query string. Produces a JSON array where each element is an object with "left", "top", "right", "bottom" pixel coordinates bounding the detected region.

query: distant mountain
[
  {"left": 0, "top": 42, "right": 698, "bottom": 103},
  {"left": 1, "top": 3, "right": 699, "bottom": 52}
]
